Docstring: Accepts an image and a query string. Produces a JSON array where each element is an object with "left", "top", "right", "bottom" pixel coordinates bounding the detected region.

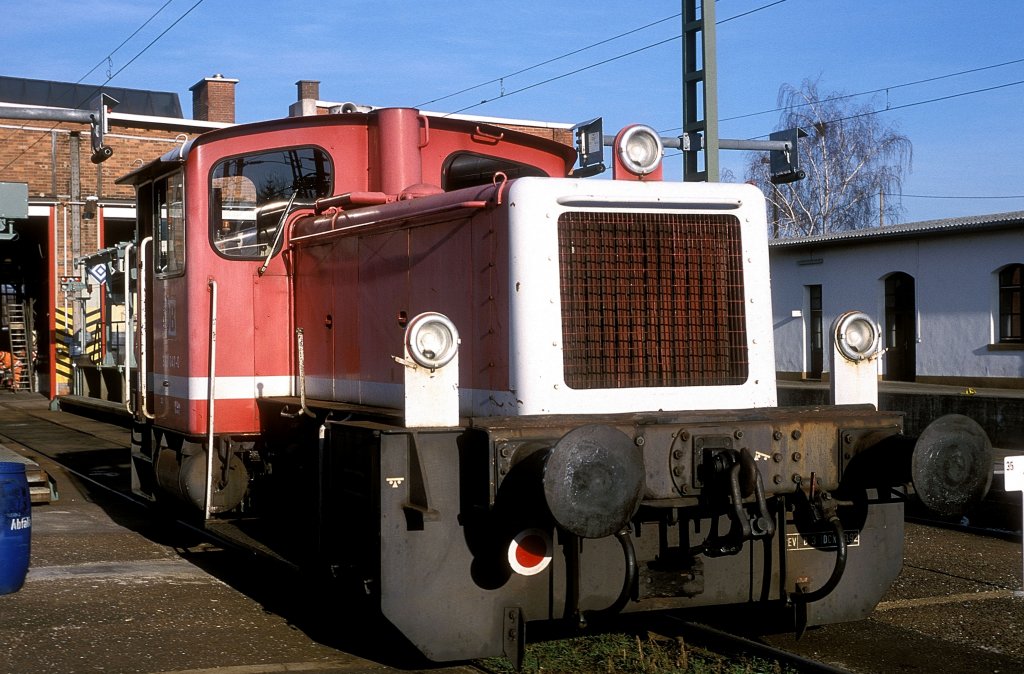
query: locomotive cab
[{"left": 116, "top": 107, "right": 992, "bottom": 666}]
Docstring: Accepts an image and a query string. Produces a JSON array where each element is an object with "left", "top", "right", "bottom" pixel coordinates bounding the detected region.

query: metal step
[{"left": 0, "top": 444, "right": 56, "bottom": 504}]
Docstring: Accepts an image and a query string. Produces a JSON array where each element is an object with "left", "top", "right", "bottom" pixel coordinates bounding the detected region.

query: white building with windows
[{"left": 769, "top": 211, "right": 1024, "bottom": 389}]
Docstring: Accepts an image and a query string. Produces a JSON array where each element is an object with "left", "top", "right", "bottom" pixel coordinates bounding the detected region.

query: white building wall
[{"left": 769, "top": 228, "right": 1024, "bottom": 383}]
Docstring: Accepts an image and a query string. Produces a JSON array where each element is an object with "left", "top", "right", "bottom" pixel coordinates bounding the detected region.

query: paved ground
[{"left": 756, "top": 522, "right": 1024, "bottom": 673}]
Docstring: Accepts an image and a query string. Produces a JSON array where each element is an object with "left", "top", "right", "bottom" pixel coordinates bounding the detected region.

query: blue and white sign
[{"left": 88, "top": 264, "right": 108, "bottom": 285}]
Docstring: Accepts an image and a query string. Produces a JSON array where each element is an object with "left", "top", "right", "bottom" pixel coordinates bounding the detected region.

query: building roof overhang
[{"left": 769, "top": 211, "right": 1024, "bottom": 250}]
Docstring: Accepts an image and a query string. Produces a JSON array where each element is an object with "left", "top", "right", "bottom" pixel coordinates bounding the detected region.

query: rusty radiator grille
[{"left": 557, "top": 211, "right": 748, "bottom": 389}]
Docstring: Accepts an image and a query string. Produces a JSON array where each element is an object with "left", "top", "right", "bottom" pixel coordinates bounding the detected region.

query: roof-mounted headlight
[
  {"left": 614, "top": 124, "right": 664, "bottom": 178},
  {"left": 405, "top": 312, "right": 460, "bottom": 370},
  {"left": 834, "top": 311, "right": 880, "bottom": 362}
]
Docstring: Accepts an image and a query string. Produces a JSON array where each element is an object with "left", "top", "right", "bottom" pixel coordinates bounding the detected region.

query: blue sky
[{"left": 6, "top": 0, "right": 1024, "bottom": 224}]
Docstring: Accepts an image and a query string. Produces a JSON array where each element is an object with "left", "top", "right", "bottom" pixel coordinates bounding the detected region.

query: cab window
[
  {"left": 442, "top": 152, "right": 547, "bottom": 191},
  {"left": 155, "top": 171, "right": 185, "bottom": 275},
  {"left": 210, "top": 147, "right": 333, "bottom": 259}
]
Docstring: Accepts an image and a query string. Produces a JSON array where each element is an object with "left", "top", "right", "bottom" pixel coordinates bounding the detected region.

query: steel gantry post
[{"left": 682, "top": 0, "right": 719, "bottom": 182}]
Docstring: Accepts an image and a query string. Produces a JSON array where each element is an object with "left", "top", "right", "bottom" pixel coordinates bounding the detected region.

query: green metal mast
[{"left": 682, "top": 0, "right": 718, "bottom": 182}]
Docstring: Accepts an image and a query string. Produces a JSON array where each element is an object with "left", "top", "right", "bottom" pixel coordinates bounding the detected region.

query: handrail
[
  {"left": 123, "top": 242, "right": 134, "bottom": 416},
  {"left": 280, "top": 328, "right": 315, "bottom": 419},
  {"left": 204, "top": 279, "right": 218, "bottom": 521},
  {"left": 137, "top": 237, "right": 155, "bottom": 420},
  {"left": 290, "top": 198, "right": 492, "bottom": 247}
]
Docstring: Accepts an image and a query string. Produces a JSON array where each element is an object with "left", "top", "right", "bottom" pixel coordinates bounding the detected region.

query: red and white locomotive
[{"left": 114, "top": 107, "right": 991, "bottom": 664}]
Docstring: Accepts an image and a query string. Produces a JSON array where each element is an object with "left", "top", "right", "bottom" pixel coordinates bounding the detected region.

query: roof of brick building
[{"left": 0, "top": 75, "right": 182, "bottom": 118}]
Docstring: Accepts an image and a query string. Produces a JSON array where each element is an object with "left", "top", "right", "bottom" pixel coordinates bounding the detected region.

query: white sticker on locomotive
[
  {"left": 786, "top": 529, "right": 860, "bottom": 551},
  {"left": 165, "top": 297, "right": 177, "bottom": 337},
  {"left": 385, "top": 477, "right": 405, "bottom": 488}
]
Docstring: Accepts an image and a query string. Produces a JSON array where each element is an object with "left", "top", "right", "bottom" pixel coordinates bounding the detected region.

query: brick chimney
[
  {"left": 190, "top": 74, "right": 238, "bottom": 123},
  {"left": 297, "top": 80, "right": 320, "bottom": 101},
  {"left": 289, "top": 79, "right": 322, "bottom": 117}
]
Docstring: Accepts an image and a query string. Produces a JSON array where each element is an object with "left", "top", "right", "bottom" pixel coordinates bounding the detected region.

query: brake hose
[{"left": 791, "top": 515, "right": 848, "bottom": 604}]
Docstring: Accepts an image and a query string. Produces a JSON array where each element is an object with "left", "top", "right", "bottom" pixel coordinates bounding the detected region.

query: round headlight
[
  {"left": 405, "top": 312, "right": 460, "bottom": 370},
  {"left": 617, "top": 125, "right": 663, "bottom": 175},
  {"left": 835, "top": 311, "right": 880, "bottom": 362}
]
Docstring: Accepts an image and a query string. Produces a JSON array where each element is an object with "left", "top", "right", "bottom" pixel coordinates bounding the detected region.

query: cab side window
[
  {"left": 442, "top": 152, "right": 547, "bottom": 191},
  {"left": 155, "top": 171, "right": 185, "bottom": 275},
  {"left": 210, "top": 147, "right": 333, "bottom": 259}
]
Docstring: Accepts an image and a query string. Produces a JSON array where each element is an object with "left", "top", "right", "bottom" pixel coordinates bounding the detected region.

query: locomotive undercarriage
[{"left": 130, "top": 399, "right": 923, "bottom": 663}]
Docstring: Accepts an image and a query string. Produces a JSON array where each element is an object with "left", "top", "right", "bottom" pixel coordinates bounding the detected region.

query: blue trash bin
[{"left": 0, "top": 461, "right": 31, "bottom": 594}]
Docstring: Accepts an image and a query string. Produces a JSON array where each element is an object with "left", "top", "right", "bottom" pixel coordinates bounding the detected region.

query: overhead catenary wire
[
  {"left": 415, "top": 13, "right": 682, "bottom": 108},
  {"left": 736, "top": 78, "right": 1024, "bottom": 141},
  {"left": 77, "top": 0, "right": 178, "bottom": 86},
  {"left": 446, "top": 36, "right": 682, "bottom": 115},
  {"left": 96, "top": 0, "right": 207, "bottom": 95},
  {"left": 662, "top": 77, "right": 1024, "bottom": 203},
  {"left": 0, "top": 0, "right": 207, "bottom": 174},
  {"left": 415, "top": 3, "right": 1023, "bottom": 206},
  {"left": 898, "top": 193, "right": 1024, "bottom": 200},
  {"left": 415, "top": 0, "right": 1021, "bottom": 161},
  {"left": 443, "top": 0, "right": 789, "bottom": 115},
  {"left": 4, "top": 2, "right": 1021, "bottom": 206},
  {"left": 0, "top": 0, "right": 181, "bottom": 149},
  {"left": 659, "top": 56, "right": 1024, "bottom": 132}
]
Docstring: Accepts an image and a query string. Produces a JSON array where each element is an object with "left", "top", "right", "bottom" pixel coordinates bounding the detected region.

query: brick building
[{"left": 0, "top": 75, "right": 235, "bottom": 395}]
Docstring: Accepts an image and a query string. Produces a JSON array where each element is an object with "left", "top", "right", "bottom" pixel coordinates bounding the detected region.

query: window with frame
[
  {"left": 442, "top": 152, "right": 548, "bottom": 191},
  {"left": 210, "top": 147, "right": 333, "bottom": 259},
  {"left": 155, "top": 171, "right": 185, "bottom": 275},
  {"left": 999, "top": 263, "right": 1023, "bottom": 343},
  {"left": 807, "top": 284, "right": 823, "bottom": 378}
]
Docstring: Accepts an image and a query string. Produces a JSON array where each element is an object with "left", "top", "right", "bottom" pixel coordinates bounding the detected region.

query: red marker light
[{"left": 507, "top": 528, "right": 553, "bottom": 576}]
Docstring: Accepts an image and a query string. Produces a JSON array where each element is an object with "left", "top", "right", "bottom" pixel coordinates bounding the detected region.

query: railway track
[{"left": 2, "top": 396, "right": 1022, "bottom": 674}]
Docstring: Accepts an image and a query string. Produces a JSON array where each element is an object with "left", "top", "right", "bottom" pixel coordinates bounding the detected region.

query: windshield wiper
[{"left": 258, "top": 188, "right": 300, "bottom": 277}]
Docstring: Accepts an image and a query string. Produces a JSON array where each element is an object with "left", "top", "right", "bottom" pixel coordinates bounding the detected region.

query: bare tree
[{"left": 745, "top": 79, "right": 913, "bottom": 238}]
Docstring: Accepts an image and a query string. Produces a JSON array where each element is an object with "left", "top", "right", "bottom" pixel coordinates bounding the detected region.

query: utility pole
[
  {"left": 678, "top": 0, "right": 806, "bottom": 186},
  {"left": 69, "top": 132, "right": 85, "bottom": 360},
  {"left": 681, "top": 0, "right": 718, "bottom": 182},
  {"left": 572, "top": 3, "right": 807, "bottom": 186}
]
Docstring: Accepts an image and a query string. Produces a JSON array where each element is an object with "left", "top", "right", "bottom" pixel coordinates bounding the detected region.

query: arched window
[{"left": 999, "top": 263, "right": 1023, "bottom": 343}]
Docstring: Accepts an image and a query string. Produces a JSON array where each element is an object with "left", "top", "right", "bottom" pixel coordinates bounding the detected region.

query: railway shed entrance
[{"left": 0, "top": 75, "right": 233, "bottom": 399}]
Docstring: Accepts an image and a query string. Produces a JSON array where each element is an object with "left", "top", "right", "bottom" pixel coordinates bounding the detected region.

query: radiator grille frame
[{"left": 557, "top": 211, "right": 748, "bottom": 389}]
